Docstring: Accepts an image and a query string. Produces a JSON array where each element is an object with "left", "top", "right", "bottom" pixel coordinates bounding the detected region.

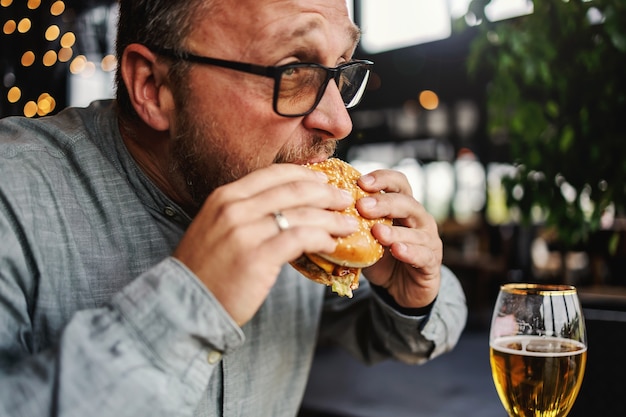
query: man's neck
[{"left": 118, "top": 118, "right": 197, "bottom": 214}]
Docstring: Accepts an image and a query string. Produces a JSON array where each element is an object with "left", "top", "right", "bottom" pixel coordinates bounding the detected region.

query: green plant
[{"left": 465, "top": 0, "right": 626, "bottom": 249}]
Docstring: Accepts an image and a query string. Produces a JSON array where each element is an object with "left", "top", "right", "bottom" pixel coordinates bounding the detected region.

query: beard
[{"left": 169, "top": 99, "right": 338, "bottom": 209}]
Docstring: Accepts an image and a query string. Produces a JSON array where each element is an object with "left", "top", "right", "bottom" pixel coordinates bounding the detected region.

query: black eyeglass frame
[{"left": 146, "top": 45, "right": 374, "bottom": 117}]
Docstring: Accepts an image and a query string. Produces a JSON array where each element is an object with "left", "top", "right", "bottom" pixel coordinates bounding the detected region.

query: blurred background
[{"left": 2, "top": 0, "right": 625, "bottom": 416}]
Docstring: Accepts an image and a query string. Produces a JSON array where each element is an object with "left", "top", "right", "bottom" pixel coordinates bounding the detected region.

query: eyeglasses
[{"left": 147, "top": 45, "right": 373, "bottom": 117}]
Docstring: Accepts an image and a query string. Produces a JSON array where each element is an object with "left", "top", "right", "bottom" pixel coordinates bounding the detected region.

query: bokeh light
[
  {"left": 21, "top": 51, "right": 36, "bottom": 67},
  {"left": 50, "top": 1, "right": 65, "bottom": 16},
  {"left": 3, "top": 19, "right": 16, "bottom": 35},
  {"left": 3, "top": 0, "right": 76, "bottom": 117},
  {"left": 69, "top": 55, "right": 87, "bottom": 74},
  {"left": 58, "top": 47, "right": 73, "bottom": 63},
  {"left": 82, "top": 61, "right": 97, "bottom": 78},
  {"left": 60, "top": 31, "right": 75, "bottom": 48},
  {"left": 17, "top": 18, "right": 32, "bottom": 33},
  {"left": 45, "top": 25, "right": 60, "bottom": 41},
  {"left": 419, "top": 90, "right": 440, "bottom": 110},
  {"left": 4, "top": 0, "right": 118, "bottom": 117},
  {"left": 7, "top": 86, "right": 21, "bottom": 103},
  {"left": 37, "top": 93, "right": 56, "bottom": 116},
  {"left": 24, "top": 101, "right": 38, "bottom": 117},
  {"left": 27, "top": 0, "right": 41, "bottom": 10},
  {"left": 101, "top": 55, "right": 117, "bottom": 72},
  {"left": 43, "top": 50, "right": 58, "bottom": 67}
]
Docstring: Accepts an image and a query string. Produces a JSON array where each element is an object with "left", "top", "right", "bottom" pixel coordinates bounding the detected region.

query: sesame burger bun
[{"left": 289, "top": 158, "right": 392, "bottom": 297}]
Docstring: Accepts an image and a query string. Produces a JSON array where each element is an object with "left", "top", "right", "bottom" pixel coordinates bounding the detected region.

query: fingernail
[
  {"left": 340, "top": 189, "right": 353, "bottom": 202},
  {"left": 378, "top": 223, "right": 392, "bottom": 239},
  {"left": 395, "top": 242, "right": 408, "bottom": 255},
  {"left": 360, "top": 174, "right": 374, "bottom": 185},
  {"left": 359, "top": 197, "right": 376, "bottom": 209},
  {"left": 344, "top": 215, "right": 359, "bottom": 229}
]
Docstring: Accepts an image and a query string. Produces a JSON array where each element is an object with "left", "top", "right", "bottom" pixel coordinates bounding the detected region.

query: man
[{"left": 0, "top": 0, "right": 467, "bottom": 416}]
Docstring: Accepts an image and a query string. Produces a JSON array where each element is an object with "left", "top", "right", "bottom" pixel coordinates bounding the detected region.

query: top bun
[{"left": 305, "top": 158, "right": 390, "bottom": 268}]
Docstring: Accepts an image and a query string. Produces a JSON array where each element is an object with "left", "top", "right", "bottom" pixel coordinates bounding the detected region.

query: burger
[{"left": 289, "top": 158, "right": 392, "bottom": 297}]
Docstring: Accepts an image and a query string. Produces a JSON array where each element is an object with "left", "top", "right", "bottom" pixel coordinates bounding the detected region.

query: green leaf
[
  {"left": 546, "top": 101, "right": 559, "bottom": 118},
  {"left": 559, "top": 125, "right": 575, "bottom": 152}
]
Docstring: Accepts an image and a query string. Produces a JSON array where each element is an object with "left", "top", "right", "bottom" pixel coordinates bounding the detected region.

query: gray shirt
[{"left": 0, "top": 101, "right": 467, "bottom": 417}]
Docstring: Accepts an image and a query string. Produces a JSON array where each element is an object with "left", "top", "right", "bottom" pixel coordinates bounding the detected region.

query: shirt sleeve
[
  {"left": 316, "top": 265, "right": 467, "bottom": 365},
  {"left": 0, "top": 251, "right": 244, "bottom": 417}
]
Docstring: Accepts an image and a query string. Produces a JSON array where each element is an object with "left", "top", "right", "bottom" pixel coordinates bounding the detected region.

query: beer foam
[{"left": 491, "top": 335, "right": 587, "bottom": 357}]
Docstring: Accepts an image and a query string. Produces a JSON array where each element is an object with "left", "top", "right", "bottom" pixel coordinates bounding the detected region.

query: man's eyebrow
[
  {"left": 284, "top": 20, "right": 320, "bottom": 40},
  {"left": 282, "top": 20, "right": 362, "bottom": 50},
  {"left": 348, "top": 24, "right": 361, "bottom": 46}
]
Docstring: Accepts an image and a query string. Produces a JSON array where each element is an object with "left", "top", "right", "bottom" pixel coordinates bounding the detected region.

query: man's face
[{"left": 168, "top": 0, "right": 361, "bottom": 205}]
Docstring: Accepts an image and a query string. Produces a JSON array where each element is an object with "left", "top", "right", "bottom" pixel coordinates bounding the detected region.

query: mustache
[{"left": 273, "top": 136, "right": 338, "bottom": 164}]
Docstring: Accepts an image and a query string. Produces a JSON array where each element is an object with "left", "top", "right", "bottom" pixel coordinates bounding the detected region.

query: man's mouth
[
  {"left": 274, "top": 138, "right": 337, "bottom": 165},
  {"left": 303, "top": 155, "right": 331, "bottom": 165}
]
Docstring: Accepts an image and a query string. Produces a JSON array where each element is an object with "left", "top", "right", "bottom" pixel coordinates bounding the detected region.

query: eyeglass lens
[{"left": 275, "top": 64, "right": 370, "bottom": 116}]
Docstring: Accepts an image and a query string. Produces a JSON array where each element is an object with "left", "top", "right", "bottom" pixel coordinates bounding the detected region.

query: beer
[{"left": 490, "top": 335, "right": 587, "bottom": 417}]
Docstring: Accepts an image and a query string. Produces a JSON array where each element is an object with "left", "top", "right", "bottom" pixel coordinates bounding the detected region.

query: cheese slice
[{"left": 306, "top": 253, "right": 360, "bottom": 297}]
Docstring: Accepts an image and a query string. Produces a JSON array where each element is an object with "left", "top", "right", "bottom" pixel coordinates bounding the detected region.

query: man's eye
[{"left": 283, "top": 67, "right": 297, "bottom": 76}]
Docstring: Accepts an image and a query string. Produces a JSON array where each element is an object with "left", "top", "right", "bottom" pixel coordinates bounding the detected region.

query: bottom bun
[{"left": 290, "top": 255, "right": 360, "bottom": 298}]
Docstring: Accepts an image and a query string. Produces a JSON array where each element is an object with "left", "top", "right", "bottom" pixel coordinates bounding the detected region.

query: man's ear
[{"left": 120, "top": 44, "right": 174, "bottom": 131}]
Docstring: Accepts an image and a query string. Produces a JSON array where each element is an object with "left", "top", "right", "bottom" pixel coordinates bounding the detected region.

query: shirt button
[
  {"left": 164, "top": 206, "right": 177, "bottom": 217},
  {"left": 207, "top": 350, "right": 222, "bottom": 364}
]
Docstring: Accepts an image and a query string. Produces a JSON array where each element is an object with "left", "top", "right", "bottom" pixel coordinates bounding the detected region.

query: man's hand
[
  {"left": 173, "top": 163, "right": 359, "bottom": 326},
  {"left": 357, "top": 169, "right": 442, "bottom": 309}
]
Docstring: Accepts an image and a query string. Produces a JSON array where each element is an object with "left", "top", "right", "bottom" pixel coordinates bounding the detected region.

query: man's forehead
[
  {"left": 210, "top": 0, "right": 356, "bottom": 37},
  {"left": 194, "top": 0, "right": 360, "bottom": 56},
  {"left": 271, "top": 15, "right": 360, "bottom": 47}
]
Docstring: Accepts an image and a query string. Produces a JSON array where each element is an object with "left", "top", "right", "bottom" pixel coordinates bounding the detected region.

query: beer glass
[{"left": 489, "top": 283, "right": 587, "bottom": 417}]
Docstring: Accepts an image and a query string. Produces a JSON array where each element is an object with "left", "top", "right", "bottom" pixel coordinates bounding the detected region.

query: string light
[
  {"left": 2, "top": 0, "right": 84, "bottom": 117},
  {"left": 3, "top": 1, "right": 117, "bottom": 118}
]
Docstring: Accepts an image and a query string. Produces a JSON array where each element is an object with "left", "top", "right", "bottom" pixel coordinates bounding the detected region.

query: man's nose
[{"left": 302, "top": 81, "right": 353, "bottom": 140}]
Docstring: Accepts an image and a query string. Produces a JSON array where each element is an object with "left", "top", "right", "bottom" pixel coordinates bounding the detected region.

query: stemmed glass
[{"left": 489, "top": 283, "right": 587, "bottom": 417}]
